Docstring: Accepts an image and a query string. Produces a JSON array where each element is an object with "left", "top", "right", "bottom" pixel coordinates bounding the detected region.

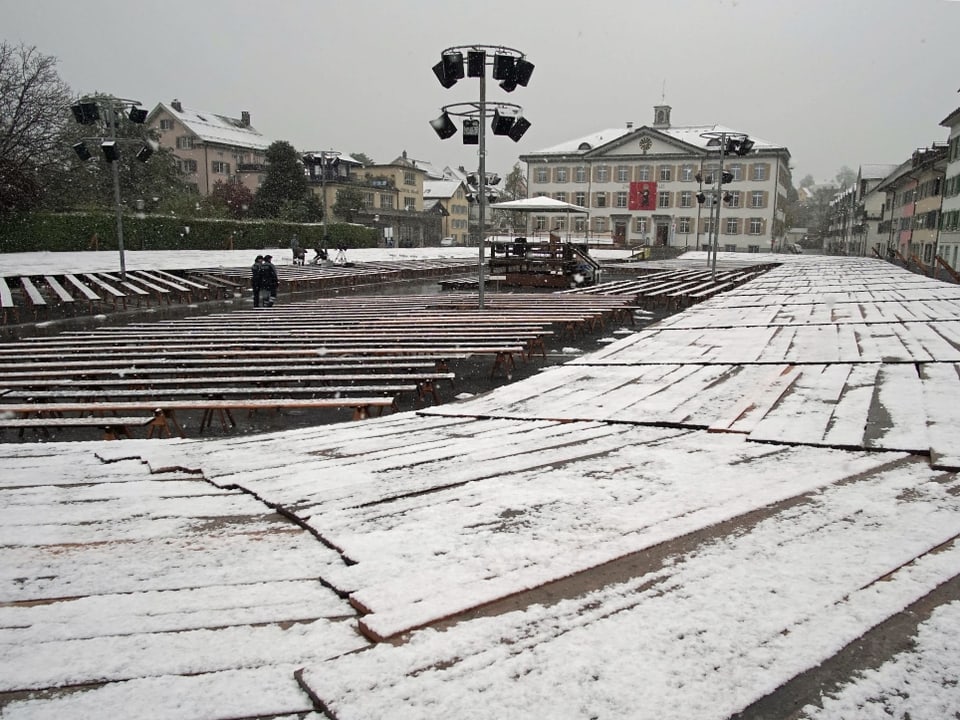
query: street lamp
[
  {"left": 70, "top": 95, "right": 154, "bottom": 279},
  {"left": 430, "top": 44, "right": 534, "bottom": 309},
  {"left": 699, "top": 131, "right": 753, "bottom": 279}
]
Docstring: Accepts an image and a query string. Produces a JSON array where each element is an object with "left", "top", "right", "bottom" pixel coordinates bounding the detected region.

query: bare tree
[{"left": 0, "top": 42, "right": 72, "bottom": 212}]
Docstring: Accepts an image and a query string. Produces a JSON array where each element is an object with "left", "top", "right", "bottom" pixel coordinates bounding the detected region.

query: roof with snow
[
  {"left": 859, "top": 163, "right": 898, "bottom": 180},
  {"left": 526, "top": 124, "right": 786, "bottom": 156},
  {"left": 150, "top": 101, "right": 269, "bottom": 151},
  {"left": 423, "top": 179, "right": 462, "bottom": 199}
]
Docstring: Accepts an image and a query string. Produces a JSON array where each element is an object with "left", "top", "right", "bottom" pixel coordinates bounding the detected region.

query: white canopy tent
[{"left": 489, "top": 196, "right": 590, "bottom": 240}]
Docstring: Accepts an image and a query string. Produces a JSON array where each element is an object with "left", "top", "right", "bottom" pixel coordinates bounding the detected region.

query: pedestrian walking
[
  {"left": 261, "top": 254, "right": 279, "bottom": 306},
  {"left": 251, "top": 255, "right": 264, "bottom": 308}
]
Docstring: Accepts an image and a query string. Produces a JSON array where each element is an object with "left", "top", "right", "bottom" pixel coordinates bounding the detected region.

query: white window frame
[
  {"left": 749, "top": 218, "right": 763, "bottom": 234},
  {"left": 617, "top": 165, "right": 630, "bottom": 182},
  {"left": 535, "top": 167, "right": 548, "bottom": 183},
  {"left": 616, "top": 191, "right": 628, "bottom": 208},
  {"left": 637, "top": 165, "right": 651, "bottom": 181},
  {"left": 659, "top": 165, "right": 672, "bottom": 182}
]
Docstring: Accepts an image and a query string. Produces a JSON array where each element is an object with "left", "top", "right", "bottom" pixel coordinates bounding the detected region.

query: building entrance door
[
  {"left": 613, "top": 221, "right": 627, "bottom": 245},
  {"left": 656, "top": 224, "right": 669, "bottom": 245}
]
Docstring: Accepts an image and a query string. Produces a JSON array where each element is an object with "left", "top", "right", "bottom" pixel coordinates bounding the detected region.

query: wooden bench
[
  {"left": 0, "top": 415, "right": 155, "bottom": 440},
  {"left": 20, "top": 277, "right": 47, "bottom": 319},
  {"left": 62, "top": 274, "right": 102, "bottom": 313},
  {"left": 0, "top": 277, "right": 17, "bottom": 325},
  {"left": 99, "top": 273, "right": 152, "bottom": 307},
  {"left": 82, "top": 273, "right": 128, "bottom": 309},
  {"left": 44, "top": 276, "right": 76, "bottom": 308},
  {"left": 0, "top": 398, "right": 399, "bottom": 438}
]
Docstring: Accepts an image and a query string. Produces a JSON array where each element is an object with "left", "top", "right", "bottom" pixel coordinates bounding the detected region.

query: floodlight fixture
[
  {"left": 695, "top": 172, "right": 703, "bottom": 183},
  {"left": 492, "top": 53, "right": 515, "bottom": 81},
  {"left": 696, "top": 192, "right": 706, "bottom": 204},
  {"left": 72, "top": 141, "right": 92, "bottom": 161},
  {"left": 462, "top": 118, "right": 479, "bottom": 145},
  {"left": 128, "top": 107, "right": 148, "bottom": 124},
  {"left": 432, "top": 60, "right": 457, "bottom": 89},
  {"left": 499, "top": 77, "right": 518, "bottom": 93},
  {"left": 71, "top": 101, "right": 100, "bottom": 125},
  {"left": 100, "top": 140, "right": 120, "bottom": 162},
  {"left": 737, "top": 138, "right": 755, "bottom": 156},
  {"left": 514, "top": 57, "right": 535, "bottom": 86},
  {"left": 467, "top": 50, "right": 486, "bottom": 77},
  {"left": 136, "top": 143, "right": 154, "bottom": 162},
  {"left": 429, "top": 111, "right": 457, "bottom": 139},
  {"left": 491, "top": 106, "right": 518, "bottom": 135},
  {"left": 507, "top": 115, "right": 531, "bottom": 142},
  {"left": 723, "top": 192, "right": 733, "bottom": 205},
  {"left": 721, "top": 170, "right": 734, "bottom": 184}
]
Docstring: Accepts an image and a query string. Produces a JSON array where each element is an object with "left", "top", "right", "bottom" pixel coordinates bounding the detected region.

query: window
[
  {"left": 211, "top": 161, "right": 229, "bottom": 174},
  {"left": 616, "top": 191, "right": 628, "bottom": 208},
  {"left": 555, "top": 217, "right": 567, "bottom": 230},
  {"left": 535, "top": 167, "right": 548, "bottom": 183},
  {"left": 637, "top": 165, "right": 651, "bottom": 181},
  {"left": 574, "top": 191, "right": 586, "bottom": 206},
  {"left": 617, "top": 165, "right": 630, "bottom": 182},
  {"left": 751, "top": 191, "right": 764, "bottom": 208},
  {"left": 681, "top": 165, "right": 694, "bottom": 181},
  {"left": 555, "top": 192, "right": 567, "bottom": 203},
  {"left": 574, "top": 217, "right": 586, "bottom": 232},
  {"left": 659, "top": 165, "right": 672, "bottom": 182},
  {"left": 596, "top": 165, "right": 609, "bottom": 182},
  {"left": 159, "top": 119, "right": 174, "bottom": 130},
  {"left": 594, "top": 217, "right": 607, "bottom": 233},
  {"left": 703, "top": 218, "right": 715, "bottom": 234},
  {"left": 636, "top": 217, "right": 647, "bottom": 234},
  {"left": 725, "top": 218, "right": 739, "bottom": 234},
  {"left": 726, "top": 191, "right": 742, "bottom": 208},
  {"left": 575, "top": 166, "right": 587, "bottom": 182},
  {"left": 749, "top": 218, "right": 763, "bottom": 234},
  {"left": 752, "top": 164, "right": 767, "bottom": 181},
  {"left": 728, "top": 163, "right": 743, "bottom": 181},
  {"left": 658, "top": 191, "right": 671, "bottom": 209},
  {"left": 595, "top": 192, "right": 607, "bottom": 208},
  {"left": 680, "top": 191, "right": 693, "bottom": 208},
  {"left": 678, "top": 217, "right": 691, "bottom": 233},
  {"left": 403, "top": 196, "right": 417, "bottom": 209},
  {"left": 535, "top": 216, "right": 546, "bottom": 230},
  {"left": 175, "top": 136, "right": 194, "bottom": 149},
  {"left": 177, "top": 159, "right": 197, "bottom": 173},
  {"left": 379, "top": 194, "right": 394, "bottom": 208},
  {"left": 403, "top": 171, "right": 415, "bottom": 186},
  {"left": 556, "top": 167, "right": 568, "bottom": 182}
]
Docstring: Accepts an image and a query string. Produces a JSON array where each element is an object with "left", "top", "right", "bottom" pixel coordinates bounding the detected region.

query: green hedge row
[{"left": 0, "top": 213, "right": 378, "bottom": 253}]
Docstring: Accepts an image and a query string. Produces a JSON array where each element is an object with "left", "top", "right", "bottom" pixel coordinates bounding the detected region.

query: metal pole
[
  {"left": 107, "top": 103, "right": 127, "bottom": 279},
  {"left": 477, "top": 68, "right": 487, "bottom": 310},
  {"left": 712, "top": 134, "right": 726, "bottom": 280}
]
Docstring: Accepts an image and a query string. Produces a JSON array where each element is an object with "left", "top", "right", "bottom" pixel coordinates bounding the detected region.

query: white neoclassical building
[{"left": 519, "top": 106, "right": 792, "bottom": 252}]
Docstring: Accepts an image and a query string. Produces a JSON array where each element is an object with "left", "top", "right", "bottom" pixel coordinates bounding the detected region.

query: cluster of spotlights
[{"left": 70, "top": 99, "right": 155, "bottom": 163}]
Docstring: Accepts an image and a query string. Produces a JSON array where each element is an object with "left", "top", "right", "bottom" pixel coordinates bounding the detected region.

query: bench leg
[{"left": 490, "top": 351, "right": 516, "bottom": 379}]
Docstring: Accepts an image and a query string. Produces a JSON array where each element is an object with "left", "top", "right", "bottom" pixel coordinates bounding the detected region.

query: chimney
[
  {"left": 241, "top": 110, "right": 250, "bottom": 127},
  {"left": 171, "top": 99, "right": 182, "bottom": 112},
  {"left": 626, "top": 121, "right": 634, "bottom": 130}
]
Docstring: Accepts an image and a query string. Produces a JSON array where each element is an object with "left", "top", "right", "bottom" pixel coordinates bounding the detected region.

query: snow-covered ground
[{"left": 1, "top": 252, "right": 957, "bottom": 719}]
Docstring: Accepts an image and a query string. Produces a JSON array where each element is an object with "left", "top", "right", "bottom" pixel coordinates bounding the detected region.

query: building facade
[
  {"left": 519, "top": 106, "right": 791, "bottom": 251},
  {"left": 940, "top": 107, "right": 960, "bottom": 272},
  {"left": 146, "top": 100, "right": 269, "bottom": 197},
  {"left": 423, "top": 179, "right": 470, "bottom": 245}
]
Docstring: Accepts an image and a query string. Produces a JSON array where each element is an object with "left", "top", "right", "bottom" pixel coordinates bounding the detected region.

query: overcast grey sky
[{"left": 4, "top": 0, "right": 958, "bottom": 184}]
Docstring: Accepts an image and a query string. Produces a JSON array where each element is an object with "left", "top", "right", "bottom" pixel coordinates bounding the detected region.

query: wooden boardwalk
[{"left": 2, "top": 256, "right": 959, "bottom": 719}]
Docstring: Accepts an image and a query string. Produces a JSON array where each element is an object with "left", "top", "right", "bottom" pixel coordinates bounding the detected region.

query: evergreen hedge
[{"left": 0, "top": 212, "right": 378, "bottom": 253}]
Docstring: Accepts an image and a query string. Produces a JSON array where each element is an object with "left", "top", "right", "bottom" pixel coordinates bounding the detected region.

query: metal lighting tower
[
  {"left": 430, "top": 44, "right": 533, "bottom": 309},
  {"left": 70, "top": 95, "right": 154, "bottom": 279},
  {"left": 700, "top": 130, "right": 754, "bottom": 279}
]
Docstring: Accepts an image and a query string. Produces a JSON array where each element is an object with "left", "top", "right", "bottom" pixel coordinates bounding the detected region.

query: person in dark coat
[
  {"left": 261, "top": 254, "right": 279, "bottom": 306},
  {"left": 251, "top": 255, "right": 264, "bottom": 308}
]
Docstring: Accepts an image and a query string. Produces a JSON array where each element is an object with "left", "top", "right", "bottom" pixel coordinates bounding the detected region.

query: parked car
[{"left": 440, "top": 237, "right": 456, "bottom": 247}]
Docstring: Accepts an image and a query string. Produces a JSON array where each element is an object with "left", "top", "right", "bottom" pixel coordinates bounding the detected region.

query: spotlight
[
  {"left": 491, "top": 107, "right": 517, "bottom": 135},
  {"left": 462, "top": 118, "right": 479, "bottom": 145},
  {"left": 499, "top": 77, "right": 518, "bottom": 93},
  {"left": 737, "top": 138, "right": 755, "bottom": 156},
  {"left": 723, "top": 192, "right": 733, "bottom": 205},
  {"left": 721, "top": 170, "right": 733, "bottom": 184},
  {"left": 695, "top": 172, "right": 703, "bottom": 183},
  {"left": 72, "top": 142, "right": 91, "bottom": 161},
  {"left": 725, "top": 138, "right": 740, "bottom": 154},
  {"left": 467, "top": 50, "right": 485, "bottom": 78},
  {"left": 100, "top": 140, "right": 120, "bottom": 162},
  {"left": 136, "top": 144, "right": 154, "bottom": 162},
  {"left": 439, "top": 51, "right": 464, "bottom": 86},
  {"left": 432, "top": 60, "right": 457, "bottom": 89},
  {"left": 507, "top": 115, "right": 531, "bottom": 142},
  {"left": 429, "top": 112, "right": 457, "bottom": 140},
  {"left": 514, "top": 58, "right": 535, "bottom": 86},
  {"left": 128, "top": 107, "right": 148, "bottom": 124},
  {"left": 71, "top": 101, "right": 100, "bottom": 125},
  {"left": 696, "top": 192, "right": 706, "bottom": 204},
  {"left": 487, "top": 173, "right": 501, "bottom": 186},
  {"left": 492, "top": 53, "right": 515, "bottom": 81}
]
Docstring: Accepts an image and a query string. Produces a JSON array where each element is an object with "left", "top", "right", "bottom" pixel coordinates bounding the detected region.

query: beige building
[
  {"left": 146, "top": 100, "right": 269, "bottom": 197},
  {"left": 519, "top": 105, "right": 792, "bottom": 251},
  {"left": 423, "top": 179, "right": 470, "bottom": 245}
]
